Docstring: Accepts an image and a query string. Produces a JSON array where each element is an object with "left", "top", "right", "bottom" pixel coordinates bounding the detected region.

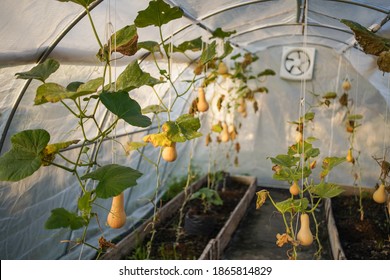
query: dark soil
[
  {"left": 332, "top": 195, "right": 390, "bottom": 260},
  {"left": 126, "top": 179, "right": 248, "bottom": 260}
]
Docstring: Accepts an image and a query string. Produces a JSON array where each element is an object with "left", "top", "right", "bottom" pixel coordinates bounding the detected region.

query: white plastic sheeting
[{"left": 0, "top": 0, "right": 390, "bottom": 259}]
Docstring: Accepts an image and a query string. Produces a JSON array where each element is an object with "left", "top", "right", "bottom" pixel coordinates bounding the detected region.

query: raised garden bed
[
  {"left": 326, "top": 186, "right": 390, "bottom": 260},
  {"left": 101, "top": 174, "right": 257, "bottom": 260}
]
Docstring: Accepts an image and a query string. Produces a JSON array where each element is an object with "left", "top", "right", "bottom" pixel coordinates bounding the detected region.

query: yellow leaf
[{"left": 256, "top": 190, "right": 268, "bottom": 209}]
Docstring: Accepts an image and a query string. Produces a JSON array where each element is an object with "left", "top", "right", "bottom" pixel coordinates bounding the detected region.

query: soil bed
[
  {"left": 127, "top": 179, "right": 248, "bottom": 260},
  {"left": 223, "top": 187, "right": 333, "bottom": 260},
  {"left": 332, "top": 195, "right": 390, "bottom": 260}
]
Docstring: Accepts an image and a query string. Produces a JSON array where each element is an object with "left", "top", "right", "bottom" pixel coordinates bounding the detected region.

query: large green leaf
[
  {"left": 98, "top": 25, "right": 138, "bottom": 61},
  {"left": 15, "top": 58, "right": 60, "bottom": 83},
  {"left": 81, "top": 164, "right": 143, "bottom": 199},
  {"left": 310, "top": 181, "right": 344, "bottom": 198},
  {"left": 100, "top": 91, "right": 151, "bottom": 127},
  {"left": 0, "top": 129, "right": 50, "bottom": 181},
  {"left": 200, "top": 41, "right": 217, "bottom": 65},
  {"left": 45, "top": 208, "right": 86, "bottom": 230},
  {"left": 57, "top": 0, "right": 96, "bottom": 8},
  {"left": 341, "top": 19, "right": 390, "bottom": 56},
  {"left": 116, "top": 60, "right": 162, "bottom": 92},
  {"left": 134, "top": 0, "right": 183, "bottom": 28},
  {"left": 35, "top": 78, "right": 103, "bottom": 105},
  {"left": 165, "top": 114, "right": 202, "bottom": 142}
]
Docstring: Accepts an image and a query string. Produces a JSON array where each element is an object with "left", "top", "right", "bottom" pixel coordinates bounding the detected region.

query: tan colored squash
[
  {"left": 197, "top": 87, "right": 209, "bottom": 112},
  {"left": 107, "top": 192, "right": 126, "bottom": 229},
  {"left": 346, "top": 148, "right": 354, "bottom": 163},
  {"left": 162, "top": 142, "right": 177, "bottom": 162},
  {"left": 217, "top": 61, "right": 228, "bottom": 75},
  {"left": 373, "top": 184, "right": 387, "bottom": 204},
  {"left": 221, "top": 122, "right": 230, "bottom": 142},
  {"left": 237, "top": 98, "right": 246, "bottom": 113},
  {"left": 289, "top": 181, "right": 300, "bottom": 196},
  {"left": 297, "top": 213, "right": 313, "bottom": 246},
  {"left": 342, "top": 79, "right": 351, "bottom": 91}
]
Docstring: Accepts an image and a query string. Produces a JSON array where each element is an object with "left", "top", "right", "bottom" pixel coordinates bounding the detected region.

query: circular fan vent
[{"left": 280, "top": 47, "right": 316, "bottom": 80}]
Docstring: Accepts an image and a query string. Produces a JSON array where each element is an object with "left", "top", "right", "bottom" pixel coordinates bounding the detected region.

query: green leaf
[
  {"left": 347, "top": 114, "right": 363, "bottom": 120},
  {"left": 220, "top": 42, "right": 234, "bottom": 60},
  {"left": 35, "top": 78, "right": 103, "bottom": 105},
  {"left": 81, "top": 164, "right": 143, "bottom": 199},
  {"left": 341, "top": 19, "right": 390, "bottom": 56},
  {"left": 142, "top": 104, "right": 167, "bottom": 114},
  {"left": 200, "top": 41, "right": 217, "bottom": 65},
  {"left": 0, "top": 129, "right": 50, "bottom": 181},
  {"left": 78, "top": 191, "right": 93, "bottom": 218},
  {"left": 320, "top": 156, "right": 346, "bottom": 178},
  {"left": 310, "top": 181, "right": 344, "bottom": 198},
  {"left": 210, "top": 27, "right": 236, "bottom": 39},
  {"left": 138, "top": 41, "right": 161, "bottom": 53},
  {"left": 322, "top": 92, "right": 337, "bottom": 99},
  {"left": 257, "top": 69, "right": 276, "bottom": 77},
  {"left": 231, "top": 53, "right": 241, "bottom": 60},
  {"left": 166, "top": 37, "right": 203, "bottom": 53},
  {"left": 45, "top": 208, "right": 86, "bottom": 230},
  {"left": 165, "top": 114, "right": 202, "bottom": 142},
  {"left": 15, "top": 58, "right": 60, "bottom": 83},
  {"left": 134, "top": 0, "right": 183, "bottom": 28},
  {"left": 66, "top": 81, "right": 84, "bottom": 92},
  {"left": 111, "top": 25, "right": 138, "bottom": 56},
  {"left": 275, "top": 198, "right": 309, "bottom": 214},
  {"left": 116, "top": 60, "right": 162, "bottom": 92},
  {"left": 301, "top": 112, "right": 315, "bottom": 122},
  {"left": 100, "top": 91, "right": 151, "bottom": 127},
  {"left": 269, "top": 154, "right": 300, "bottom": 168},
  {"left": 211, "top": 123, "right": 223, "bottom": 133}
]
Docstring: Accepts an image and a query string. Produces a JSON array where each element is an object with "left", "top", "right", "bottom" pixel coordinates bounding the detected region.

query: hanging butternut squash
[{"left": 107, "top": 192, "right": 126, "bottom": 229}]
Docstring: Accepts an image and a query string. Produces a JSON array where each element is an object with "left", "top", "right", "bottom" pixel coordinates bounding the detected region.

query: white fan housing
[{"left": 280, "top": 47, "right": 316, "bottom": 80}]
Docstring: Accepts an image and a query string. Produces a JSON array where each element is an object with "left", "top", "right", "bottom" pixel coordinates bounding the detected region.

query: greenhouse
[{"left": 0, "top": 0, "right": 389, "bottom": 261}]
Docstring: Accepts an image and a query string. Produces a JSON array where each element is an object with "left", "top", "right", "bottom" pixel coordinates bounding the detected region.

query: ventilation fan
[{"left": 280, "top": 47, "right": 316, "bottom": 80}]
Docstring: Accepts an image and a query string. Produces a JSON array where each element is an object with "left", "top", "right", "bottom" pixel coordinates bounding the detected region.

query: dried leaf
[{"left": 256, "top": 190, "right": 268, "bottom": 209}]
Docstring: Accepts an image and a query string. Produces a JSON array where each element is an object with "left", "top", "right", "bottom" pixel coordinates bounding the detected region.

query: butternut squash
[
  {"left": 289, "top": 181, "right": 300, "bottom": 196},
  {"left": 107, "top": 192, "right": 126, "bottom": 229},
  {"left": 237, "top": 98, "right": 246, "bottom": 113},
  {"left": 295, "top": 132, "right": 303, "bottom": 143},
  {"left": 162, "top": 142, "right": 177, "bottom": 162},
  {"left": 346, "top": 148, "right": 354, "bottom": 163},
  {"left": 297, "top": 213, "right": 313, "bottom": 246},
  {"left": 373, "top": 184, "right": 387, "bottom": 204},
  {"left": 342, "top": 79, "right": 351, "bottom": 91},
  {"left": 217, "top": 61, "right": 228, "bottom": 75},
  {"left": 197, "top": 87, "right": 209, "bottom": 112},
  {"left": 221, "top": 122, "right": 230, "bottom": 142}
]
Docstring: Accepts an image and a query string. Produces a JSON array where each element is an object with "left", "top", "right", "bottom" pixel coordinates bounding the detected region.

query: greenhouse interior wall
[{"left": 0, "top": 0, "right": 389, "bottom": 260}]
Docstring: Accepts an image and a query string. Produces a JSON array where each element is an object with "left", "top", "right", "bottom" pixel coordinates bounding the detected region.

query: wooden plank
[
  {"left": 325, "top": 198, "right": 347, "bottom": 260},
  {"left": 101, "top": 175, "right": 207, "bottom": 260},
  {"left": 199, "top": 176, "right": 257, "bottom": 260}
]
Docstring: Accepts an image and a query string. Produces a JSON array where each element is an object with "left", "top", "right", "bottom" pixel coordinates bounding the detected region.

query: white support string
[{"left": 384, "top": 76, "right": 390, "bottom": 159}]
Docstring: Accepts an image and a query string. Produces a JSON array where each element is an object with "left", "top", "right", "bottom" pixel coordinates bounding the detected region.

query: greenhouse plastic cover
[{"left": 0, "top": 0, "right": 389, "bottom": 259}]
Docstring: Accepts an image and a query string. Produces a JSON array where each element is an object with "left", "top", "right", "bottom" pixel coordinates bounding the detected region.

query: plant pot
[
  {"left": 100, "top": 174, "right": 257, "bottom": 260},
  {"left": 326, "top": 185, "right": 390, "bottom": 260}
]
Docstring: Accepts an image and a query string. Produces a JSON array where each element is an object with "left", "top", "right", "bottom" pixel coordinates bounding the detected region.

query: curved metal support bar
[{"left": 0, "top": 1, "right": 104, "bottom": 154}]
